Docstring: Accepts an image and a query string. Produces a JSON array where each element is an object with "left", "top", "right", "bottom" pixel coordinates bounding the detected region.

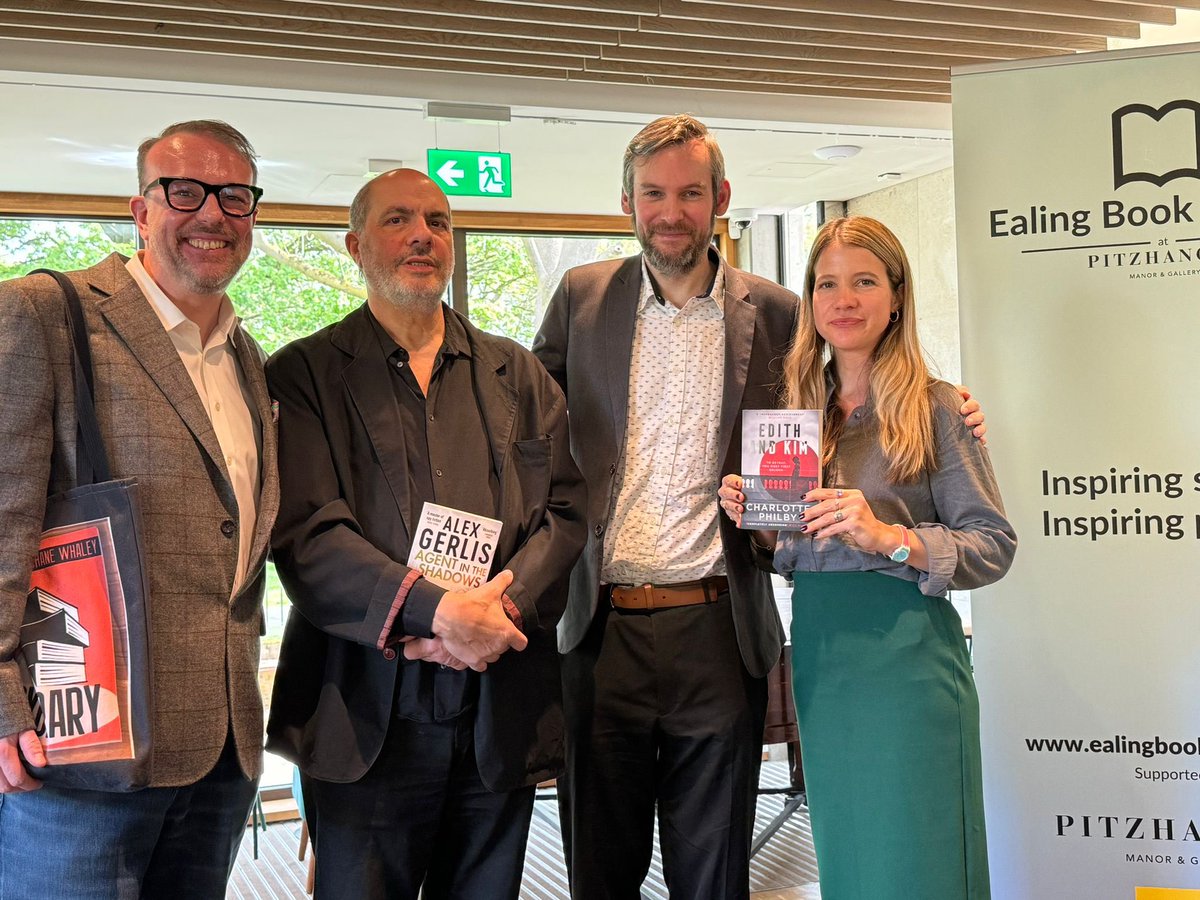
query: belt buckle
[{"left": 606, "top": 583, "right": 625, "bottom": 611}]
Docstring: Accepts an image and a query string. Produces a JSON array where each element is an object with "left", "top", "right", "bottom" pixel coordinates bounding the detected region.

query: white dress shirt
[
  {"left": 127, "top": 252, "right": 262, "bottom": 597},
  {"left": 601, "top": 258, "right": 727, "bottom": 585}
]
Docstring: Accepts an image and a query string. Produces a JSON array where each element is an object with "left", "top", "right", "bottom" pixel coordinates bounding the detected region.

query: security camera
[{"left": 726, "top": 208, "right": 757, "bottom": 239}]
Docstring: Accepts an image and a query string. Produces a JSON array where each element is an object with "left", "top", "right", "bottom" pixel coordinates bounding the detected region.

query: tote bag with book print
[{"left": 15, "top": 269, "right": 153, "bottom": 791}]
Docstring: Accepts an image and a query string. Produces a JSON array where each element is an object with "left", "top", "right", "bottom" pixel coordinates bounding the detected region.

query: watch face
[{"left": 889, "top": 546, "right": 910, "bottom": 563}]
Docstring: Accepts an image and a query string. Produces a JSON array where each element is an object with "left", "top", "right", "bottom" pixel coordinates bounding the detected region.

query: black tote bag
[{"left": 16, "top": 269, "right": 154, "bottom": 791}]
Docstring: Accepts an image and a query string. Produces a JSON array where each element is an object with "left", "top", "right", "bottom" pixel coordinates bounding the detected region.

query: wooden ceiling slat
[
  {"left": 3, "top": 2, "right": 606, "bottom": 57},
  {"left": 584, "top": 56, "right": 949, "bottom": 93},
  {"left": 655, "top": 0, "right": 1108, "bottom": 50},
  {"left": 916, "top": 0, "right": 1175, "bottom": 25},
  {"left": 0, "top": 25, "right": 579, "bottom": 78},
  {"left": 0, "top": 0, "right": 1194, "bottom": 107},
  {"left": 613, "top": 31, "right": 1012, "bottom": 68},
  {"left": 0, "top": 13, "right": 592, "bottom": 68},
  {"left": 600, "top": 45, "right": 952, "bottom": 82},
  {"left": 569, "top": 69, "right": 951, "bottom": 103},
  {"left": 636, "top": 15, "right": 1076, "bottom": 59},
  {"left": 458, "top": 0, "right": 658, "bottom": 11},
  {"left": 147, "top": 0, "right": 619, "bottom": 43},
  {"left": 100, "top": 0, "right": 639, "bottom": 31},
  {"left": 1100, "top": 0, "right": 1200, "bottom": 11},
  {"left": 675, "top": 0, "right": 1144, "bottom": 37}
]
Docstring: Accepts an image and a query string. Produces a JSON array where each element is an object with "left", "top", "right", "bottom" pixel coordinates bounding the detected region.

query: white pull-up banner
[{"left": 952, "top": 44, "right": 1200, "bottom": 900}]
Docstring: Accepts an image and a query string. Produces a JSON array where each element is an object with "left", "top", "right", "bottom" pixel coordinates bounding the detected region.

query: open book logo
[{"left": 1112, "top": 100, "right": 1200, "bottom": 189}]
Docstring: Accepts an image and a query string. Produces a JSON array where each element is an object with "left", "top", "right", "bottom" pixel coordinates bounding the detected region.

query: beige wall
[{"left": 846, "top": 167, "right": 960, "bottom": 383}]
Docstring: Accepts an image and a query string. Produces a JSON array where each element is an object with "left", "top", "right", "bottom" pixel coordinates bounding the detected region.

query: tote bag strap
[{"left": 29, "top": 268, "right": 113, "bottom": 485}]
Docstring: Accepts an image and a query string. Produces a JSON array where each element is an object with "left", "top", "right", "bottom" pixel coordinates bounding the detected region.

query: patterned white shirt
[
  {"left": 601, "top": 257, "right": 727, "bottom": 585},
  {"left": 127, "top": 252, "right": 262, "bottom": 597}
]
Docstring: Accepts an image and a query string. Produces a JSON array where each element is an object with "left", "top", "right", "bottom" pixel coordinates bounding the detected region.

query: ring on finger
[
  {"left": 834, "top": 510, "right": 844, "bottom": 522},
  {"left": 835, "top": 489, "right": 844, "bottom": 498}
]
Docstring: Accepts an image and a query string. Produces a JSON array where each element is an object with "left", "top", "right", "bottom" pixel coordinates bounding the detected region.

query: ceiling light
[
  {"left": 424, "top": 101, "right": 511, "bottom": 124},
  {"left": 813, "top": 144, "right": 862, "bottom": 161},
  {"left": 366, "top": 158, "right": 406, "bottom": 177}
]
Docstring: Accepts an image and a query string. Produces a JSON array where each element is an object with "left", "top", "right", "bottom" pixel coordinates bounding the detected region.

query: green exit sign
[{"left": 427, "top": 149, "right": 512, "bottom": 198}]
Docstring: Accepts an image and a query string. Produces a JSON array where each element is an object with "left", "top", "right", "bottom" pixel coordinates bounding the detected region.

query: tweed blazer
[
  {"left": 532, "top": 253, "right": 799, "bottom": 679},
  {"left": 0, "top": 253, "right": 279, "bottom": 787}
]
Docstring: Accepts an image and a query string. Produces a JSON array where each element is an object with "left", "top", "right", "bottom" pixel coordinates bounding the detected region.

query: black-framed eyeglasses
[{"left": 142, "top": 177, "right": 263, "bottom": 217}]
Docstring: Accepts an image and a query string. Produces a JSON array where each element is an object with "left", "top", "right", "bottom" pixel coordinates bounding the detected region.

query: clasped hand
[{"left": 419, "top": 570, "right": 527, "bottom": 673}]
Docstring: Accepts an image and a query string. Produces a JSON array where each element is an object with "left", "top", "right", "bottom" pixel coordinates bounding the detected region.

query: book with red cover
[{"left": 740, "top": 409, "right": 821, "bottom": 530}]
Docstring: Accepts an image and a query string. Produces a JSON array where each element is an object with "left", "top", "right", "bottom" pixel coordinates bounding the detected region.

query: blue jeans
[{"left": 0, "top": 738, "right": 257, "bottom": 900}]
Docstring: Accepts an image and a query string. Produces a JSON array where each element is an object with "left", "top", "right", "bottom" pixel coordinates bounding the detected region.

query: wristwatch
[{"left": 887, "top": 524, "right": 911, "bottom": 563}]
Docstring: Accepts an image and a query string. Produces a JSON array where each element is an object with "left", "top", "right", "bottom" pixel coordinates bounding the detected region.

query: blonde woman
[{"left": 720, "top": 216, "right": 1015, "bottom": 899}]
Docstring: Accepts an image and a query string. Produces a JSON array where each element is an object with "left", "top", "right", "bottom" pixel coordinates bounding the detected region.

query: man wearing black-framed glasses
[
  {"left": 142, "top": 177, "right": 263, "bottom": 219},
  {"left": 131, "top": 136, "right": 261, "bottom": 333},
  {"left": 0, "top": 120, "right": 278, "bottom": 898}
]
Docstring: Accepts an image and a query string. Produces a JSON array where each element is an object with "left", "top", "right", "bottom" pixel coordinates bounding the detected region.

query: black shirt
[{"left": 369, "top": 305, "right": 499, "bottom": 722}]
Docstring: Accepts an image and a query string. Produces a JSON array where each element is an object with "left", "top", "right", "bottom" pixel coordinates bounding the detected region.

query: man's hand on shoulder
[
  {"left": 956, "top": 385, "right": 988, "bottom": 444},
  {"left": 0, "top": 730, "right": 45, "bottom": 793},
  {"left": 431, "top": 570, "right": 528, "bottom": 672}
]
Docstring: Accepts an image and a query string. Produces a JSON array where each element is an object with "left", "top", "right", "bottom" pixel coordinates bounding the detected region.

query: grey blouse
[{"left": 773, "top": 380, "right": 1017, "bottom": 596}]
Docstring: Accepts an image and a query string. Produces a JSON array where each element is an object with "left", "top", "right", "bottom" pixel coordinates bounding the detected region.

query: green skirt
[{"left": 790, "top": 571, "right": 990, "bottom": 900}]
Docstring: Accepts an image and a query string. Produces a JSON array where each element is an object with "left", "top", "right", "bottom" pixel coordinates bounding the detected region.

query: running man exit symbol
[
  {"left": 427, "top": 149, "right": 513, "bottom": 198},
  {"left": 479, "top": 156, "right": 505, "bottom": 194}
]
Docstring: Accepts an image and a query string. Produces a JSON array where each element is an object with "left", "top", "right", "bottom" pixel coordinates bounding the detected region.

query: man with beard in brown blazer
[{"left": 0, "top": 120, "right": 278, "bottom": 898}]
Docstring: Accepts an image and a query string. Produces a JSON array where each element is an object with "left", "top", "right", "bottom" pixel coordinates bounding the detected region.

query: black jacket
[{"left": 266, "top": 303, "right": 587, "bottom": 791}]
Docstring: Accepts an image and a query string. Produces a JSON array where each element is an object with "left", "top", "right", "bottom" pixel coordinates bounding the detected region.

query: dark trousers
[
  {"left": 305, "top": 714, "right": 536, "bottom": 900},
  {"left": 0, "top": 734, "right": 256, "bottom": 900},
  {"left": 559, "top": 593, "right": 768, "bottom": 900}
]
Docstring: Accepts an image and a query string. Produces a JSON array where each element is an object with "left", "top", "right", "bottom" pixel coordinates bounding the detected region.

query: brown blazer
[
  {"left": 0, "top": 253, "right": 279, "bottom": 787},
  {"left": 532, "top": 253, "right": 798, "bottom": 679}
]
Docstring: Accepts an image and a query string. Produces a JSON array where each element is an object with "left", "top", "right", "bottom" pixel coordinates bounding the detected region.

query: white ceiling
[
  {"left": 1, "top": 10, "right": 1198, "bottom": 218},
  {"left": 0, "top": 70, "right": 953, "bottom": 215}
]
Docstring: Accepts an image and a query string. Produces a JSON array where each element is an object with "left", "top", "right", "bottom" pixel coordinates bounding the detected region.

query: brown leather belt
[{"left": 607, "top": 576, "right": 729, "bottom": 612}]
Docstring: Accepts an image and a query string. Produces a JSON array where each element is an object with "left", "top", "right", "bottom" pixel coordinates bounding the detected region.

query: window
[
  {"left": 231, "top": 226, "right": 362, "bottom": 355},
  {"left": 1, "top": 218, "right": 136, "bottom": 276},
  {"left": 782, "top": 202, "right": 823, "bottom": 293},
  {"left": 464, "top": 232, "right": 639, "bottom": 346}
]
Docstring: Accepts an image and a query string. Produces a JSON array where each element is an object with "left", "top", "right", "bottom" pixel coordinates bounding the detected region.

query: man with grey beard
[{"left": 264, "top": 168, "right": 586, "bottom": 899}]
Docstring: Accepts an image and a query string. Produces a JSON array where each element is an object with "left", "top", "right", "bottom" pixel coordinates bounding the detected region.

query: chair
[
  {"left": 294, "top": 766, "right": 316, "bottom": 894},
  {"left": 752, "top": 646, "right": 806, "bottom": 858},
  {"left": 246, "top": 791, "right": 267, "bottom": 859}
]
